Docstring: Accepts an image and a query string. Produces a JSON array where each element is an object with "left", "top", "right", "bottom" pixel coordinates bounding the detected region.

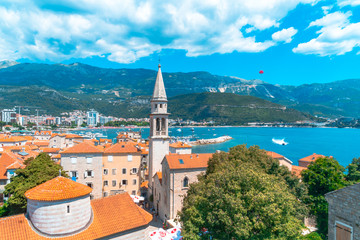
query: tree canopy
[
  {"left": 1, "top": 153, "right": 67, "bottom": 216},
  {"left": 346, "top": 157, "right": 360, "bottom": 182},
  {"left": 180, "top": 145, "right": 308, "bottom": 240},
  {"left": 301, "top": 157, "right": 347, "bottom": 239}
]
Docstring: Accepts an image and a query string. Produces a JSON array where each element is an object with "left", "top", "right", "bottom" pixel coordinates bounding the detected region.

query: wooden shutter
[{"left": 336, "top": 222, "right": 352, "bottom": 240}]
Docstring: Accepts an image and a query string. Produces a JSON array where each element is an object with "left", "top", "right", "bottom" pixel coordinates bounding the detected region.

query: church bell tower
[{"left": 149, "top": 64, "right": 170, "bottom": 191}]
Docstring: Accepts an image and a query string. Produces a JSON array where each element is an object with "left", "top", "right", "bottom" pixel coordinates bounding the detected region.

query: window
[
  {"left": 122, "top": 168, "right": 127, "bottom": 174},
  {"left": 104, "top": 180, "right": 108, "bottom": 186},
  {"left": 127, "top": 155, "right": 133, "bottom": 162},
  {"left": 133, "top": 179, "right": 137, "bottom": 185},
  {"left": 87, "top": 183, "right": 93, "bottom": 188},
  {"left": 112, "top": 168, "right": 117, "bottom": 175},
  {"left": 108, "top": 155, "right": 113, "bottom": 162},
  {"left": 67, "top": 205, "right": 70, "bottom": 213},
  {"left": 183, "top": 177, "right": 189, "bottom": 188},
  {"left": 71, "top": 157, "right": 77, "bottom": 164},
  {"left": 85, "top": 170, "right": 93, "bottom": 178},
  {"left": 122, "top": 180, "right": 128, "bottom": 185},
  {"left": 335, "top": 221, "right": 353, "bottom": 240},
  {"left": 70, "top": 171, "right": 78, "bottom": 178},
  {"left": 160, "top": 104, "right": 162, "bottom": 108},
  {"left": 179, "top": 159, "right": 184, "bottom": 164},
  {"left": 155, "top": 104, "right": 157, "bottom": 108},
  {"left": 112, "top": 180, "right": 116, "bottom": 187},
  {"left": 103, "top": 169, "right": 108, "bottom": 175},
  {"left": 132, "top": 190, "right": 136, "bottom": 195},
  {"left": 86, "top": 157, "right": 92, "bottom": 164},
  {"left": 131, "top": 168, "right": 138, "bottom": 174},
  {"left": 103, "top": 192, "right": 108, "bottom": 197}
]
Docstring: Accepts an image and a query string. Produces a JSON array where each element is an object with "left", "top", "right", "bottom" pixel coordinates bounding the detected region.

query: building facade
[
  {"left": 60, "top": 142, "right": 103, "bottom": 199},
  {"left": 326, "top": 182, "right": 360, "bottom": 240},
  {"left": 103, "top": 142, "right": 142, "bottom": 197}
]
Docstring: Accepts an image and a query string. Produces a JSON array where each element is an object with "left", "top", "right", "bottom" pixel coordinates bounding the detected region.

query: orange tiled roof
[
  {"left": 51, "top": 154, "right": 61, "bottom": 159},
  {"left": 0, "top": 136, "right": 27, "bottom": 143},
  {"left": 292, "top": 165, "right": 307, "bottom": 178},
  {"left": 140, "top": 180, "right": 149, "bottom": 189},
  {"left": 265, "top": 151, "right": 285, "bottom": 159},
  {"left": 61, "top": 142, "right": 103, "bottom": 154},
  {"left": 40, "top": 147, "right": 60, "bottom": 153},
  {"left": 100, "top": 138, "right": 112, "bottom": 143},
  {"left": 0, "top": 152, "right": 19, "bottom": 180},
  {"left": 299, "top": 153, "right": 325, "bottom": 162},
  {"left": 170, "top": 142, "right": 192, "bottom": 148},
  {"left": 22, "top": 136, "right": 34, "bottom": 141},
  {"left": 104, "top": 142, "right": 141, "bottom": 154},
  {"left": 165, "top": 153, "right": 213, "bottom": 169},
  {"left": 30, "top": 140, "right": 50, "bottom": 147},
  {"left": 0, "top": 193, "right": 152, "bottom": 240},
  {"left": 65, "top": 134, "right": 83, "bottom": 139},
  {"left": 25, "top": 176, "right": 92, "bottom": 201}
]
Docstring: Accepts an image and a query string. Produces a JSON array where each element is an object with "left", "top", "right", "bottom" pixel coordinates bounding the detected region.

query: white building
[
  {"left": 86, "top": 110, "right": 99, "bottom": 126},
  {"left": 1, "top": 109, "right": 16, "bottom": 123}
]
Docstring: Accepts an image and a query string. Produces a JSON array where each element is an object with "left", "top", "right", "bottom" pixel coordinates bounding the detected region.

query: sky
[{"left": 0, "top": 0, "right": 359, "bottom": 85}]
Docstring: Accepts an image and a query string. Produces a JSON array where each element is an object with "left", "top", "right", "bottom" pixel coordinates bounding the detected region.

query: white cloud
[
  {"left": 0, "top": 0, "right": 318, "bottom": 63},
  {"left": 337, "top": 0, "right": 360, "bottom": 7},
  {"left": 293, "top": 11, "right": 360, "bottom": 56},
  {"left": 272, "top": 27, "right": 298, "bottom": 43}
]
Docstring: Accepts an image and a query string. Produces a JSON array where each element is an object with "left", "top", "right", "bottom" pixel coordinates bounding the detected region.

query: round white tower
[{"left": 25, "top": 176, "right": 92, "bottom": 236}]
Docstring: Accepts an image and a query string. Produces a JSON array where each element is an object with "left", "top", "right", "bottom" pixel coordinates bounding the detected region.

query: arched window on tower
[
  {"left": 156, "top": 118, "right": 160, "bottom": 132},
  {"left": 161, "top": 118, "right": 166, "bottom": 132},
  {"left": 183, "top": 177, "right": 189, "bottom": 188}
]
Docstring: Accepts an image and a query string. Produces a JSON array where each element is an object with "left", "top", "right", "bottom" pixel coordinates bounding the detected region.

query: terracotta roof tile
[
  {"left": 299, "top": 153, "right": 325, "bottom": 162},
  {"left": 40, "top": 147, "right": 60, "bottom": 153},
  {"left": 104, "top": 142, "right": 141, "bottom": 154},
  {"left": 61, "top": 142, "right": 103, "bottom": 154},
  {"left": 0, "top": 136, "right": 27, "bottom": 143},
  {"left": 30, "top": 141, "right": 50, "bottom": 147},
  {"left": 170, "top": 142, "right": 192, "bottom": 148},
  {"left": 265, "top": 151, "right": 285, "bottom": 159},
  {"left": 65, "top": 134, "right": 83, "bottom": 139},
  {"left": 140, "top": 180, "right": 149, "bottom": 189},
  {"left": 165, "top": 153, "right": 213, "bottom": 169},
  {"left": 0, "top": 152, "right": 19, "bottom": 180},
  {"left": 0, "top": 193, "right": 152, "bottom": 240},
  {"left": 291, "top": 165, "right": 307, "bottom": 178},
  {"left": 25, "top": 176, "right": 92, "bottom": 201}
]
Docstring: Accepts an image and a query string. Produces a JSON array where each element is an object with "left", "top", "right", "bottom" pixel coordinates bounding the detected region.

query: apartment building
[{"left": 102, "top": 142, "right": 142, "bottom": 197}]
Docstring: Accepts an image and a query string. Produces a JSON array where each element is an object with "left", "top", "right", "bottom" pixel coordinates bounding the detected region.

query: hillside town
[{"left": 1, "top": 64, "right": 357, "bottom": 239}]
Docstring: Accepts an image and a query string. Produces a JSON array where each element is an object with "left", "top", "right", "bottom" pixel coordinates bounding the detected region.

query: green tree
[
  {"left": 180, "top": 145, "right": 308, "bottom": 240},
  {"left": 81, "top": 122, "right": 87, "bottom": 128},
  {"left": 346, "top": 157, "right": 360, "bottom": 182},
  {"left": 301, "top": 157, "right": 347, "bottom": 239},
  {"left": 2, "top": 153, "right": 68, "bottom": 216}
]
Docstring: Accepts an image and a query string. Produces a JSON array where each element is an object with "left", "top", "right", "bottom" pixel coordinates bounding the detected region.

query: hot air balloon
[{"left": 259, "top": 70, "right": 264, "bottom": 74}]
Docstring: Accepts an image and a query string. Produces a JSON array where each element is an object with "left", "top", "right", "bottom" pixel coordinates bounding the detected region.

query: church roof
[
  {"left": 165, "top": 153, "right": 213, "bottom": 169},
  {"left": 152, "top": 64, "right": 167, "bottom": 101},
  {"left": 25, "top": 176, "right": 92, "bottom": 201},
  {"left": 0, "top": 193, "right": 152, "bottom": 240}
]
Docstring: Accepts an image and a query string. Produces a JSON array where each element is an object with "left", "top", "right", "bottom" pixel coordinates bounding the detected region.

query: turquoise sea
[{"left": 74, "top": 127, "right": 360, "bottom": 167}]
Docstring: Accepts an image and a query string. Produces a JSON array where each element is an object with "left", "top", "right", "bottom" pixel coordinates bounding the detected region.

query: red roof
[
  {"left": 0, "top": 193, "right": 152, "bottom": 240},
  {"left": 299, "top": 153, "right": 325, "bottom": 162},
  {"left": 61, "top": 142, "right": 103, "bottom": 154},
  {"left": 265, "top": 151, "right": 285, "bottom": 159},
  {"left": 104, "top": 142, "right": 141, "bottom": 154},
  {"left": 0, "top": 152, "right": 19, "bottom": 180},
  {"left": 25, "top": 176, "right": 92, "bottom": 201},
  {"left": 170, "top": 142, "right": 192, "bottom": 148},
  {"left": 165, "top": 153, "right": 213, "bottom": 169},
  {"left": 292, "top": 165, "right": 307, "bottom": 178},
  {"left": 65, "top": 134, "right": 83, "bottom": 139}
]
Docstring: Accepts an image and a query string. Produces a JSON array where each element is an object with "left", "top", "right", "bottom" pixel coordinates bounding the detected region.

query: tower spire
[{"left": 152, "top": 64, "right": 167, "bottom": 101}]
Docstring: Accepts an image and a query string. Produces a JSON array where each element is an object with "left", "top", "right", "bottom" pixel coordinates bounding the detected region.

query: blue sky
[{"left": 0, "top": 0, "right": 360, "bottom": 85}]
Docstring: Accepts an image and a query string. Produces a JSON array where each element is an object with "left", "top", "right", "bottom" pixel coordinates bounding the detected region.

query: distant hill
[
  {"left": 169, "top": 93, "right": 315, "bottom": 125},
  {"left": 0, "top": 61, "right": 359, "bottom": 118}
]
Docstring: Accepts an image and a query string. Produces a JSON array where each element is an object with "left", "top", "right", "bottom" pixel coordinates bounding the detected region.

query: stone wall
[
  {"left": 61, "top": 153, "right": 103, "bottom": 199},
  {"left": 27, "top": 195, "right": 91, "bottom": 235},
  {"left": 326, "top": 183, "right": 360, "bottom": 240}
]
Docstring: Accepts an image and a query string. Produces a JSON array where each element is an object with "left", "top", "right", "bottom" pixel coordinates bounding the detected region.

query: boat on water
[
  {"left": 176, "top": 128, "right": 182, "bottom": 132},
  {"left": 272, "top": 138, "right": 288, "bottom": 146}
]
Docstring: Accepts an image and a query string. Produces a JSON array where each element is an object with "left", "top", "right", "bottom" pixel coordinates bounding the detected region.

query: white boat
[
  {"left": 176, "top": 128, "right": 182, "bottom": 132},
  {"left": 272, "top": 138, "right": 288, "bottom": 146}
]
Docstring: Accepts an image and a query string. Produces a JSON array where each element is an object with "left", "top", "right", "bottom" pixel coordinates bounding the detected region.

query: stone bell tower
[{"left": 148, "top": 64, "right": 170, "bottom": 191}]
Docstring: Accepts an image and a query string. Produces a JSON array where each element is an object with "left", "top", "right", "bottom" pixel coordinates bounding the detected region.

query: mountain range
[{"left": 0, "top": 61, "right": 358, "bottom": 119}]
